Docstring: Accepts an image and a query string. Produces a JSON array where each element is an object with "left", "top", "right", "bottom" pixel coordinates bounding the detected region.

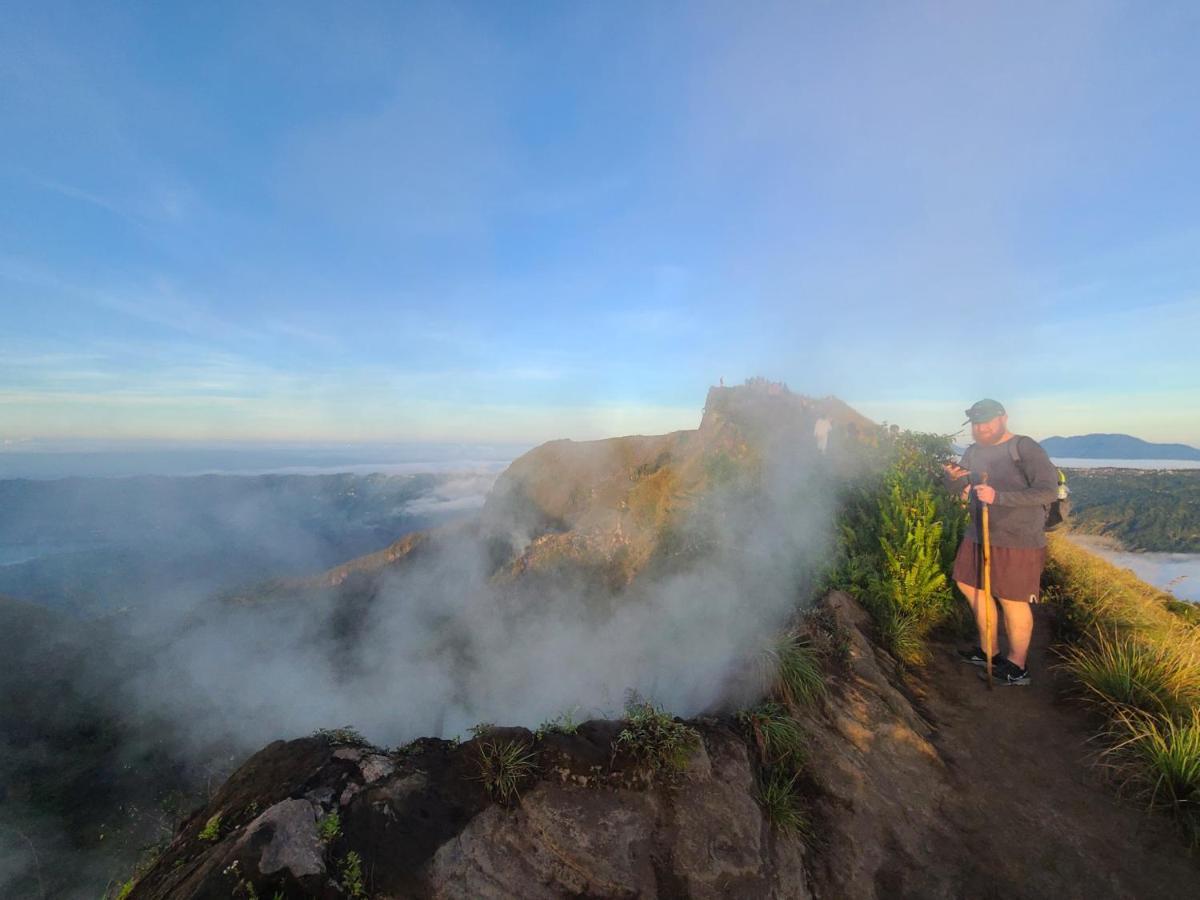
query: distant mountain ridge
[{"left": 1040, "top": 433, "right": 1200, "bottom": 461}]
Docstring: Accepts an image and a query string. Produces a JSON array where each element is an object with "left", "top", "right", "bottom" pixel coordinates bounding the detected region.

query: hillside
[
  {"left": 1064, "top": 468, "right": 1200, "bottom": 552},
  {"left": 1042, "top": 433, "right": 1200, "bottom": 460}
]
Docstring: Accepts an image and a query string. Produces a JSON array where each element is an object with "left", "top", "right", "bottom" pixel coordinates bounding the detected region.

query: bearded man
[{"left": 943, "top": 399, "right": 1059, "bottom": 685}]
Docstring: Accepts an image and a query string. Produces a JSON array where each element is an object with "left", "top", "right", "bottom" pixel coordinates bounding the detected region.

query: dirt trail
[{"left": 912, "top": 606, "right": 1199, "bottom": 899}]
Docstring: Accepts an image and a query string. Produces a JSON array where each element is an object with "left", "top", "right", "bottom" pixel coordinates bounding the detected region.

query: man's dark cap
[{"left": 963, "top": 398, "right": 1006, "bottom": 425}]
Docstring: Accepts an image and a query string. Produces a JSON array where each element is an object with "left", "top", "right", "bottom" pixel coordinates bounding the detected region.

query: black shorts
[{"left": 952, "top": 539, "right": 1045, "bottom": 603}]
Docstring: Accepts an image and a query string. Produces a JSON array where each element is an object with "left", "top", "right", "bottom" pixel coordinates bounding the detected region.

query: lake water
[
  {"left": 1065, "top": 535, "right": 1200, "bottom": 604},
  {"left": 1051, "top": 458, "right": 1200, "bottom": 470}
]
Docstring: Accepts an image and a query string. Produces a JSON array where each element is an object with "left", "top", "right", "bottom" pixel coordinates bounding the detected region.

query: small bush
[
  {"left": 740, "top": 703, "right": 806, "bottom": 769},
  {"left": 339, "top": 850, "right": 366, "bottom": 899},
  {"left": 616, "top": 698, "right": 701, "bottom": 777},
  {"left": 536, "top": 708, "right": 581, "bottom": 740},
  {"left": 830, "top": 429, "right": 965, "bottom": 665},
  {"left": 313, "top": 726, "right": 368, "bottom": 746},
  {"left": 198, "top": 812, "right": 222, "bottom": 842},
  {"left": 475, "top": 739, "right": 538, "bottom": 802},
  {"left": 757, "top": 769, "right": 811, "bottom": 837},
  {"left": 318, "top": 811, "right": 341, "bottom": 842},
  {"left": 1060, "top": 632, "right": 1200, "bottom": 716}
]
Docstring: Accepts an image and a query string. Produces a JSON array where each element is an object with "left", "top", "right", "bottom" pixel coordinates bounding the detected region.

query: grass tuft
[
  {"left": 873, "top": 607, "right": 928, "bottom": 666},
  {"left": 616, "top": 697, "right": 701, "bottom": 777},
  {"left": 475, "top": 739, "right": 538, "bottom": 803},
  {"left": 762, "top": 632, "right": 826, "bottom": 709},
  {"left": 739, "top": 702, "right": 806, "bottom": 769},
  {"left": 1103, "top": 707, "right": 1200, "bottom": 840},
  {"left": 1060, "top": 632, "right": 1200, "bottom": 716},
  {"left": 757, "top": 768, "right": 811, "bottom": 838},
  {"left": 535, "top": 708, "right": 581, "bottom": 740}
]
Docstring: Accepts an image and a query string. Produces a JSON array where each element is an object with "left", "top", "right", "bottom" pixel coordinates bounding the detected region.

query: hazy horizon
[{"left": 4, "top": 2, "right": 1199, "bottom": 448}]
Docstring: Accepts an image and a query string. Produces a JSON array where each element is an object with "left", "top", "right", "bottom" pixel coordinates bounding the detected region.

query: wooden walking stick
[{"left": 980, "top": 473, "right": 994, "bottom": 690}]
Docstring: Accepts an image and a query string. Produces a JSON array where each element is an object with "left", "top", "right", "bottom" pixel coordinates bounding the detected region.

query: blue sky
[{"left": 2, "top": 1, "right": 1198, "bottom": 448}]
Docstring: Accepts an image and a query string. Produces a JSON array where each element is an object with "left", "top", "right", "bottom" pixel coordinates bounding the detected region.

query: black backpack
[{"left": 1008, "top": 436, "right": 1070, "bottom": 531}]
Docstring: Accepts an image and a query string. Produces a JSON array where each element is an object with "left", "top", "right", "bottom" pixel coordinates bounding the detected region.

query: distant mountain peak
[{"left": 1040, "top": 433, "right": 1200, "bottom": 461}]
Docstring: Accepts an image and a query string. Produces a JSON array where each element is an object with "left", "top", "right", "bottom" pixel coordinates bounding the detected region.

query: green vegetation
[
  {"left": 475, "top": 739, "right": 538, "bottom": 802},
  {"left": 312, "top": 726, "right": 368, "bottom": 746},
  {"left": 740, "top": 703, "right": 806, "bottom": 769},
  {"left": 761, "top": 632, "right": 826, "bottom": 709},
  {"left": 832, "top": 430, "right": 966, "bottom": 664},
  {"left": 222, "top": 860, "right": 261, "bottom": 899},
  {"left": 1046, "top": 534, "right": 1200, "bottom": 844},
  {"left": 339, "top": 850, "right": 366, "bottom": 899},
  {"left": 615, "top": 697, "right": 701, "bottom": 777},
  {"left": 1061, "top": 632, "right": 1200, "bottom": 716},
  {"left": 318, "top": 811, "right": 342, "bottom": 842},
  {"left": 198, "top": 812, "right": 222, "bottom": 841},
  {"left": 535, "top": 708, "right": 581, "bottom": 740},
  {"left": 756, "top": 769, "right": 811, "bottom": 838},
  {"left": 1108, "top": 708, "right": 1200, "bottom": 818},
  {"left": 1065, "top": 469, "right": 1200, "bottom": 552}
]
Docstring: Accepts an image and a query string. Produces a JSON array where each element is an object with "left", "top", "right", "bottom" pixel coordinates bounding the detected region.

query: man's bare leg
[
  {"left": 956, "top": 580, "right": 999, "bottom": 656},
  {"left": 998, "top": 597, "right": 1033, "bottom": 668}
]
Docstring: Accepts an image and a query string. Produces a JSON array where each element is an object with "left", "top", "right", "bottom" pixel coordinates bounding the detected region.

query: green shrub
[
  {"left": 198, "top": 812, "right": 222, "bottom": 841},
  {"left": 339, "top": 850, "right": 366, "bottom": 899},
  {"left": 616, "top": 698, "right": 701, "bottom": 777},
  {"left": 475, "top": 739, "right": 538, "bottom": 802},
  {"left": 535, "top": 708, "right": 581, "bottom": 740},
  {"left": 318, "top": 811, "right": 341, "bottom": 842},
  {"left": 312, "top": 726, "right": 368, "bottom": 746},
  {"left": 829, "top": 430, "right": 965, "bottom": 665}
]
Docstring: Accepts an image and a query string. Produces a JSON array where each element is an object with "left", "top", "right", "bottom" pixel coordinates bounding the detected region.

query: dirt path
[{"left": 913, "top": 606, "right": 1200, "bottom": 899}]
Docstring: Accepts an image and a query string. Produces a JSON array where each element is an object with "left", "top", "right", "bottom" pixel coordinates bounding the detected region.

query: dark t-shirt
[{"left": 953, "top": 435, "right": 1060, "bottom": 548}]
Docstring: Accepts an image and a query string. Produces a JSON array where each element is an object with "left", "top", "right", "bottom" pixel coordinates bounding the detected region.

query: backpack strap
[{"left": 1007, "top": 435, "right": 1033, "bottom": 487}]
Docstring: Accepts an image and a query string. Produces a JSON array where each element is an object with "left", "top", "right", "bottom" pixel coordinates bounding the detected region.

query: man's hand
[
  {"left": 943, "top": 462, "right": 968, "bottom": 479},
  {"left": 973, "top": 484, "right": 996, "bottom": 504}
]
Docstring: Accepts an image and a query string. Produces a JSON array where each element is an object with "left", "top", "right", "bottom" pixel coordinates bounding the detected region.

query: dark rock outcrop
[{"left": 128, "top": 720, "right": 811, "bottom": 899}]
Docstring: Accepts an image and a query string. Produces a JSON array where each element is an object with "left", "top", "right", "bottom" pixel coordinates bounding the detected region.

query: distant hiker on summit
[{"left": 943, "top": 399, "right": 1059, "bottom": 685}]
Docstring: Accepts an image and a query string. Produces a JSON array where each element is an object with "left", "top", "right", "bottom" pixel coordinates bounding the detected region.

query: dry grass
[{"left": 1047, "top": 534, "right": 1200, "bottom": 842}]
